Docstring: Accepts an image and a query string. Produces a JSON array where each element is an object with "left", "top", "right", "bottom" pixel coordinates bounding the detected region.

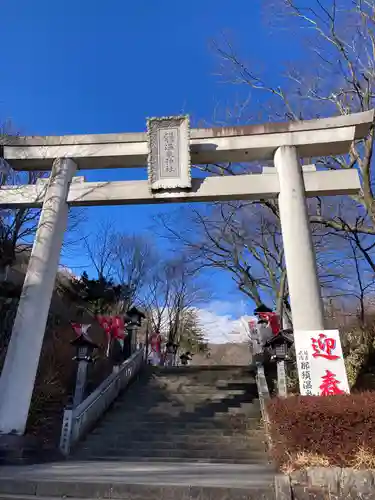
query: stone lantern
[
  {"left": 265, "top": 330, "right": 294, "bottom": 397},
  {"left": 70, "top": 332, "right": 98, "bottom": 407},
  {"left": 123, "top": 307, "right": 145, "bottom": 359}
]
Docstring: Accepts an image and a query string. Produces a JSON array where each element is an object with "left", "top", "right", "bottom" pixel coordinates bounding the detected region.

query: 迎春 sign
[
  {"left": 294, "top": 330, "right": 350, "bottom": 396},
  {"left": 147, "top": 115, "right": 191, "bottom": 191}
]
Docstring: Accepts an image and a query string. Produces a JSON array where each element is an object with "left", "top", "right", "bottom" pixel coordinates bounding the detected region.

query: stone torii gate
[{"left": 0, "top": 111, "right": 373, "bottom": 436}]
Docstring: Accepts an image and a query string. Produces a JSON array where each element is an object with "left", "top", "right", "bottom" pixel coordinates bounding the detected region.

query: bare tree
[
  {"left": 110, "top": 233, "right": 154, "bottom": 308},
  {"left": 213, "top": 0, "right": 375, "bottom": 242},
  {"left": 82, "top": 222, "right": 155, "bottom": 313},
  {"left": 0, "top": 173, "right": 85, "bottom": 281},
  {"left": 143, "top": 256, "right": 209, "bottom": 344},
  {"left": 83, "top": 220, "right": 115, "bottom": 280},
  {"left": 157, "top": 198, "right": 352, "bottom": 326}
]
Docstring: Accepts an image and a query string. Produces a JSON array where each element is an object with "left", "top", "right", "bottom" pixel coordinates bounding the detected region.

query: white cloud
[
  {"left": 58, "top": 265, "right": 77, "bottom": 279},
  {"left": 196, "top": 300, "right": 256, "bottom": 344}
]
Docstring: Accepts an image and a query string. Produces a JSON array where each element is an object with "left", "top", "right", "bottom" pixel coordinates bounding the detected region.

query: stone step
[
  {"left": 89, "top": 427, "right": 266, "bottom": 437},
  {"left": 73, "top": 454, "right": 270, "bottom": 465},
  {"left": 99, "top": 413, "right": 261, "bottom": 424},
  {"left": 114, "top": 395, "right": 260, "bottom": 406},
  {"left": 0, "top": 483, "right": 276, "bottom": 499},
  {"left": 90, "top": 428, "right": 263, "bottom": 440},
  {"left": 148, "top": 375, "right": 255, "bottom": 380},
  {"left": 74, "top": 452, "right": 269, "bottom": 463},
  {"left": 112, "top": 399, "right": 259, "bottom": 409},
  {"left": 94, "top": 424, "right": 262, "bottom": 435},
  {"left": 107, "top": 403, "right": 261, "bottom": 422},
  {"left": 87, "top": 424, "right": 263, "bottom": 434},
  {"left": 73, "top": 448, "right": 269, "bottom": 460},
  {"left": 136, "top": 381, "right": 257, "bottom": 386},
  {"left": 106, "top": 404, "right": 259, "bottom": 413},
  {"left": 130, "top": 377, "right": 257, "bottom": 384},
  {"left": 118, "top": 390, "right": 258, "bottom": 400},
  {"left": 152, "top": 377, "right": 256, "bottom": 381},
  {"left": 120, "top": 397, "right": 259, "bottom": 405},
  {"left": 83, "top": 433, "right": 266, "bottom": 446},
  {"left": 152, "top": 384, "right": 257, "bottom": 390},
  {"left": 92, "top": 427, "right": 261, "bottom": 438},
  {"left": 0, "top": 488, "right": 276, "bottom": 500},
  {"left": 0, "top": 460, "right": 277, "bottom": 499},
  {"left": 99, "top": 413, "right": 262, "bottom": 425},
  {"left": 153, "top": 367, "right": 254, "bottom": 372},
  {"left": 71, "top": 457, "right": 273, "bottom": 466},
  {"left": 77, "top": 441, "right": 267, "bottom": 454}
]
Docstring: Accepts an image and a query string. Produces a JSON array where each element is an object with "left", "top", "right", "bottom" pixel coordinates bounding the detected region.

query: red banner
[
  {"left": 257, "top": 312, "right": 280, "bottom": 335},
  {"left": 150, "top": 333, "right": 162, "bottom": 353},
  {"left": 96, "top": 315, "right": 112, "bottom": 337},
  {"left": 112, "top": 316, "right": 125, "bottom": 339},
  {"left": 96, "top": 315, "right": 126, "bottom": 339}
]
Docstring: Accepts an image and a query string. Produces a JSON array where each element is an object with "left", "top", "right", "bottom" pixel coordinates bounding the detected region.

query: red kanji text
[
  {"left": 319, "top": 369, "right": 345, "bottom": 396},
  {"left": 312, "top": 333, "right": 340, "bottom": 360}
]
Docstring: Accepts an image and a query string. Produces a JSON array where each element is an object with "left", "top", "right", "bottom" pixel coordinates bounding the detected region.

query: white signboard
[
  {"left": 294, "top": 330, "right": 350, "bottom": 396},
  {"left": 147, "top": 115, "right": 191, "bottom": 191}
]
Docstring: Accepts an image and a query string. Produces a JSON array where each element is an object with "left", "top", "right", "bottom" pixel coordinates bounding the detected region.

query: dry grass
[
  {"left": 350, "top": 446, "right": 375, "bottom": 470},
  {"left": 280, "top": 446, "right": 375, "bottom": 473},
  {"left": 281, "top": 451, "right": 330, "bottom": 474}
]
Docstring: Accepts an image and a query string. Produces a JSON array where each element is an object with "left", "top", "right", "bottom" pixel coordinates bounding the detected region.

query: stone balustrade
[{"left": 59, "top": 348, "right": 144, "bottom": 455}]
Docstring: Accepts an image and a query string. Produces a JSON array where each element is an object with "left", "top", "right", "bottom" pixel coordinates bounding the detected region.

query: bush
[
  {"left": 345, "top": 344, "right": 369, "bottom": 388},
  {"left": 268, "top": 393, "right": 375, "bottom": 468}
]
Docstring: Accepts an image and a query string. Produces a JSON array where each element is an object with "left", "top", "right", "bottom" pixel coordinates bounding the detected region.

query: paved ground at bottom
[
  {"left": 0, "top": 461, "right": 280, "bottom": 499},
  {"left": 0, "top": 460, "right": 276, "bottom": 488}
]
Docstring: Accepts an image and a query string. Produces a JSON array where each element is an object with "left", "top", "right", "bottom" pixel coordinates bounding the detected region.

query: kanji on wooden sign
[{"left": 294, "top": 330, "right": 350, "bottom": 396}]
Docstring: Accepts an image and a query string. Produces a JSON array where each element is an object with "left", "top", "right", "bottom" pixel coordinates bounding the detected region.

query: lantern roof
[
  {"left": 254, "top": 304, "right": 273, "bottom": 315},
  {"left": 125, "top": 306, "right": 146, "bottom": 325},
  {"left": 264, "top": 329, "right": 294, "bottom": 348},
  {"left": 70, "top": 333, "right": 99, "bottom": 348},
  {"left": 127, "top": 306, "right": 146, "bottom": 318}
]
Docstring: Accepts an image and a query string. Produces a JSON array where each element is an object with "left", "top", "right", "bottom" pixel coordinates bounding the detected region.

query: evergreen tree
[
  {"left": 177, "top": 309, "right": 208, "bottom": 354},
  {"left": 65, "top": 272, "right": 126, "bottom": 315}
]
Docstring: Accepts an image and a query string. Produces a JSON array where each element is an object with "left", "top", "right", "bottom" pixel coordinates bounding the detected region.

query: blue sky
[{"left": 1, "top": 0, "right": 300, "bottom": 320}]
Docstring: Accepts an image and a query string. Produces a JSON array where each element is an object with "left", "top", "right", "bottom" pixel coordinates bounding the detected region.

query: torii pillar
[
  {"left": 0, "top": 158, "right": 76, "bottom": 435},
  {"left": 274, "top": 146, "right": 325, "bottom": 331}
]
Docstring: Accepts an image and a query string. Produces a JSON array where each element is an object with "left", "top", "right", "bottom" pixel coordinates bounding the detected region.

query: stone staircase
[
  {"left": 0, "top": 366, "right": 281, "bottom": 499},
  {"left": 73, "top": 365, "right": 270, "bottom": 463}
]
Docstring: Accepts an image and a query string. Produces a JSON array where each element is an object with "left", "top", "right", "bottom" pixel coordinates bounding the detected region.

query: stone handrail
[
  {"left": 255, "top": 362, "right": 273, "bottom": 451},
  {"left": 60, "top": 348, "right": 145, "bottom": 456}
]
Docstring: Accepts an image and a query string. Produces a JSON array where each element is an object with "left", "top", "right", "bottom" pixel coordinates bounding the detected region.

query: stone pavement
[{"left": 0, "top": 460, "right": 278, "bottom": 499}]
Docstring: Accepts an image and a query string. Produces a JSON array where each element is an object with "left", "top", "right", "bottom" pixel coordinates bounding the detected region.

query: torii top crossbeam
[{"left": 2, "top": 110, "right": 374, "bottom": 171}]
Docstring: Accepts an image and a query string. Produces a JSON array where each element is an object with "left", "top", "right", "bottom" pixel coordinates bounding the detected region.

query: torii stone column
[
  {"left": 274, "top": 146, "right": 325, "bottom": 331},
  {"left": 0, "top": 158, "right": 77, "bottom": 435}
]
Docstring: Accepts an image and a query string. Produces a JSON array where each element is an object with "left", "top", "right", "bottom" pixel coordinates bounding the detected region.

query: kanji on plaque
[
  {"left": 312, "top": 333, "right": 340, "bottom": 360},
  {"left": 294, "top": 330, "right": 350, "bottom": 397},
  {"left": 319, "top": 370, "right": 345, "bottom": 396}
]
